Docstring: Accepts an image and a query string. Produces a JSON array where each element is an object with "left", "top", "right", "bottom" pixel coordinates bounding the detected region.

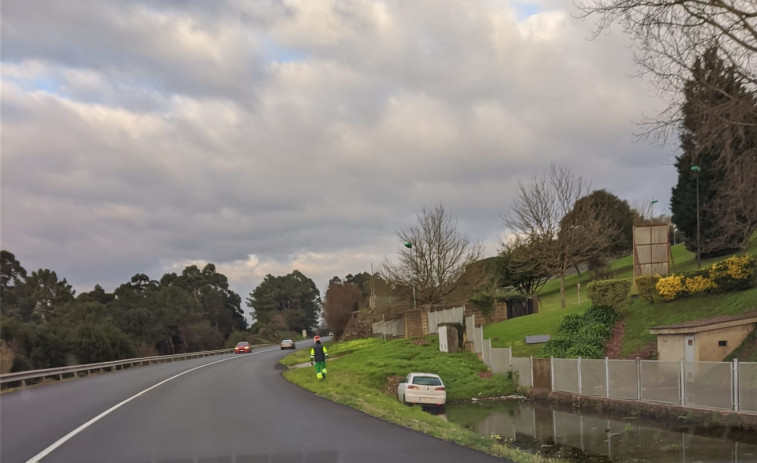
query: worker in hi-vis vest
[{"left": 310, "top": 336, "right": 328, "bottom": 380}]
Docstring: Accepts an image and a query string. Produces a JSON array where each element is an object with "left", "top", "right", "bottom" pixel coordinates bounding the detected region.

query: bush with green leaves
[
  {"left": 635, "top": 275, "right": 662, "bottom": 303},
  {"left": 542, "top": 305, "right": 617, "bottom": 359},
  {"left": 586, "top": 279, "right": 631, "bottom": 313}
]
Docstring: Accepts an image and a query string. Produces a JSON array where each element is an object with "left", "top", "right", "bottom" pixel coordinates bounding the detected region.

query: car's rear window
[{"left": 412, "top": 376, "right": 442, "bottom": 386}]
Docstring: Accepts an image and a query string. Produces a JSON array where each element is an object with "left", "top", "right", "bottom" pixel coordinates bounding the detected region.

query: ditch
[{"left": 444, "top": 400, "right": 757, "bottom": 462}]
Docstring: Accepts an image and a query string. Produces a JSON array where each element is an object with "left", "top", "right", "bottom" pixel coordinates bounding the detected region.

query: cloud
[{"left": 1, "top": 0, "right": 678, "bottom": 302}]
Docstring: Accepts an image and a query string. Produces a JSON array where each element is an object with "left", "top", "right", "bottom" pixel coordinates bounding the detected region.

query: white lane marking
[{"left": 26, "top": 347, "right": 280, "bottom": 463}]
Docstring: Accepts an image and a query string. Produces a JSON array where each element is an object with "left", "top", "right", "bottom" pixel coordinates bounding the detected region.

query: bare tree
[
  {"left": 504, "top": 165, "right": 618, "bottom": 308},
  {"left": 381, "top": 204, "right": 484, "bottom": 306},
  {"left": 578, "top": 1, "right": 757, "bottom": 142}
]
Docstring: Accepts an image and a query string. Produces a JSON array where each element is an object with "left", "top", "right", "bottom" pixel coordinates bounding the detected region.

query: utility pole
[{"left": 691, "top": 165, "right": 701, "bottom": 268}]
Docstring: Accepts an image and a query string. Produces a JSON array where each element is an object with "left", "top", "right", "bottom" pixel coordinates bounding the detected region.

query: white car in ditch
[{"left": 397, "top": 372, "right": 446, "bottom": 409}]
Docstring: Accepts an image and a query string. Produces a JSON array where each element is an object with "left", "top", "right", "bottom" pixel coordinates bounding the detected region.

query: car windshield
[
  {"left": 412, "top": 376, "right": 442, "bottom": 386},
  {"left": 236, "top": 342, "right": 249, "bottom": 346}
]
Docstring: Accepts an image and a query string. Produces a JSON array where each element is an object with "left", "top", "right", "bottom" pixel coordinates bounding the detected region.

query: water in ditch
[{"left": 444, "top": 400, "right": 757, "bottom": 462}]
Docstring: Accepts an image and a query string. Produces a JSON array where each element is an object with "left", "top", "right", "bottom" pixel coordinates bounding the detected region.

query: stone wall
[{"left": 341, "top": 311, "right": 377, "bottom": 341}]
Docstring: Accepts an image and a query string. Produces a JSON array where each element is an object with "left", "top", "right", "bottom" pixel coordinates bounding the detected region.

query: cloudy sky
[{"left": 1, "top": 0, "right": 678, "bottom": 303}]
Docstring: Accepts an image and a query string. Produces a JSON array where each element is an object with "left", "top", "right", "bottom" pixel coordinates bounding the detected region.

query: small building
[{"left": 650, "top": 312, "right": 757, "bottom": 362}]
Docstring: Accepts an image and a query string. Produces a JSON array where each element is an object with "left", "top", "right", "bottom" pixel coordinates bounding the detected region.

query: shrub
[
  {"left": 654, "top": 255, "right": 755, "bottom": 302},
  {"left": 708, "top": 255, "right": 756, "bottom": 292},
  {"left": 655, "top": 274, "right": 686, "bottom": 301},
  {"left": 543, "top": 305, "right": 617, "bottom": 359},
  {"left": 586, "top": 279, "right": 631, "bottom": 313},
  {"left": 635, "top": 274, "right": 662, "bottom": 303},
  {"left": 584, "top": 304, "right": 618, "bottom": 327},
  {"left": 556, "top": 314, "right": 584, "bottom": 336},
  {"left": 543, "top": 338, "right": 571, "bottom": 358}
]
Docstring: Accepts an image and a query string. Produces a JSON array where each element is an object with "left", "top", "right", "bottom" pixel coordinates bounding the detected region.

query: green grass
[
  {"left": 486, "top": 241, "right": 757, "bottom": 358},
  {"left": 281, "top": 337, "right": 564, "bottom": 463}
]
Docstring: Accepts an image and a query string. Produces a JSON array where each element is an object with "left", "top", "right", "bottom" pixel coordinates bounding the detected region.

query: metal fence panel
[
  {"left": 512, "top": 357, "right": 532, "bottom": 388},
  {"left": 553, "top": 359, "right": 579, "bottom": 394},
  {"left": 465, "top": 315, "right": 475, "bottom": 343},
  {"left": 474, "top": 326, "right": 483, "bottom": 354},
  {"left": 491, "top": 347, "right": 511, "bottom": 374},
  {"left": 482, "top": 338, "right": 492, "bottom": 367},
  {"left": 641, "top": 360, "right": 680, "bottom": 405},
  {"left": 607, "top": 360, "right": 639, "bottom": 400},
  {"left": 740, "top": 362, "right": 757, "bottom": 413},
  {"left": 428, "top": 306, "right": 464, "bottom": 333},
  {"left": 684, "top": 361, "right": 732, "bottom": 410},
  {"left": 581, "top": 359, "right": 607, "bottom": 397},
  {"left": 371, "top": 318, "right": 404, "bottom": 337}
]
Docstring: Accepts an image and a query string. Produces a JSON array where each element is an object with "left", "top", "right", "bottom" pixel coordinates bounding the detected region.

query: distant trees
[
  {"left": 246, "top": 270, "right": 320, "bottom": 334},
  {"left": 381, "top": 204, "right": 484, "bottom": 306},
  {"left": 504, "top": 165, "right": 619, "bottom": 308},
  {"left": 0, "top": 251, "right": 247, "bottom": 372},
  {"left": 671, "top": 48, "right": 757, "bottom": 255}
]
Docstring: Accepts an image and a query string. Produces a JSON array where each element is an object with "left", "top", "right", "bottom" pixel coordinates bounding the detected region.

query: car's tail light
[
  {"left": 435, "top": 387, "right": 445, "bottom": 391},
  {"left": 407, "top": 385, "right": 419, "bottom": 390}
]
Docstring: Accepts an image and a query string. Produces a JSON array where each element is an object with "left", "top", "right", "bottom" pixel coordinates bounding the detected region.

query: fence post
[
  {"left": 733, "top": 358, "right": 740, "bottom": 412},
  {"left": 577, "top": 357, "right": 583, "bottom": 395},
  {"left": 605, "top": 357, "right": 610, "bottom": 398},
  {"left": 636, "top": 357, "right": 641, "bottom": 401},
  {"left": 530, "top": 356, "right": 535, "bottom": 388},
  {"left": 679, "top": 359, "right": 686, "bottom": 406},
  {"left": 550, "top": 356, "right": 554, "bottom": 391}
]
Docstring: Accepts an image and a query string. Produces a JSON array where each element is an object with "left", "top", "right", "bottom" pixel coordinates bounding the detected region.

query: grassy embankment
[
  {"left": 281, "top": 337, "right": 563, "bottom": 463},
  {"left": 486, "top": 241, "right": 757, "bottom": 358}
]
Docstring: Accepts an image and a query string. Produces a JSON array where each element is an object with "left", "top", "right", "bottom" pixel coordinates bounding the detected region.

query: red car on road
[{"left": 234, "top": 341, "right": 252, "bottom": 354}]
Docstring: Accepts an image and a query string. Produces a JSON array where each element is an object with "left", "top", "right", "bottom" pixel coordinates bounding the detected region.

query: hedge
[{"left": 586, "top": 279, "right": 631, "bottom": 313}]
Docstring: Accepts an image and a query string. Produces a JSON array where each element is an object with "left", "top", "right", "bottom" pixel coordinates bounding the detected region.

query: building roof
[{"left": 650, "top": 312, "right": 757, "bottom": 335}]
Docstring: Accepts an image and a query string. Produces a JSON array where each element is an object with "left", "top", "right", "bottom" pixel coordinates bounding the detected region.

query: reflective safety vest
[{"left": 310, "top": 344, "right": 328, "bottom": 362}]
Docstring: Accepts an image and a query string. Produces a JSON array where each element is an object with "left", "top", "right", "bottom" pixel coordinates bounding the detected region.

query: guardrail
[{"left": 0, "top": 348, "right": 234, "bottom": 390}]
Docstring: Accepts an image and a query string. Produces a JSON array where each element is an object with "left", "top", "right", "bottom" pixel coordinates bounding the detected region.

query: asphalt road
[{"left": 1, "top": 344, "right": 510, "bottom": 463}]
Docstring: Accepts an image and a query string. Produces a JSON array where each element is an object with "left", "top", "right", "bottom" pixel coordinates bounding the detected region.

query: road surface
[{"left": 1, "top": 344, "right": 510, "bottom": 463}]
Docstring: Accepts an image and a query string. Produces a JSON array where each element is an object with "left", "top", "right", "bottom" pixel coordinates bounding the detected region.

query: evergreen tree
[{"left": 671, "top": 47, "right": 757, "bottom": 255}]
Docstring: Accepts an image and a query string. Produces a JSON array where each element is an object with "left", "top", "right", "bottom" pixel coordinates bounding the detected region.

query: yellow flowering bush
[
  {"left": 684, "top": 275, "right": 717, "bottom": 294},
  {"left": 709, "top": 255, "right": 756, "bottom": 291},
  {"left": 655, "top": 274, "right": 686, "bottom": 301},
  {"left": 649, "top": 254, "right": 755, "bottom": 303}
]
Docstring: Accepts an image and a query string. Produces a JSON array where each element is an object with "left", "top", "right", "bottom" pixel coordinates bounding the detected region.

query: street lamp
[
  {"left": 690, "top": 165, "right": 701, "bottom": 268},
  {"left": 403, "top": 241, "right": 417, "bottom": 310},
  {"left": 650, "top": 199, "right": 658, "bottom": 222}
]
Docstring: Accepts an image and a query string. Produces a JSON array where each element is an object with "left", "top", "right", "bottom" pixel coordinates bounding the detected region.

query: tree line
[{"left": 0, "top": 251, "right": 325, "bottom": 373}]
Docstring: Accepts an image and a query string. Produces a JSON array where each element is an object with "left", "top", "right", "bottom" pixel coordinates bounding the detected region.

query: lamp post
[
  {"left": 691, "top": 165, "right": 701, "bottom": 268},
  {"left": 403, "top": 241, "right": 417, "bottom": 310},
  {"left": 650, "top": 199, "right": 658, "bottom": 222}
]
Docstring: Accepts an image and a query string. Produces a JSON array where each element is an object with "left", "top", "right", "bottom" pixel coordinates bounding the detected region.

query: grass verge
[{"left": 282, "top": 337, "right": 565, "bottom": 463}]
